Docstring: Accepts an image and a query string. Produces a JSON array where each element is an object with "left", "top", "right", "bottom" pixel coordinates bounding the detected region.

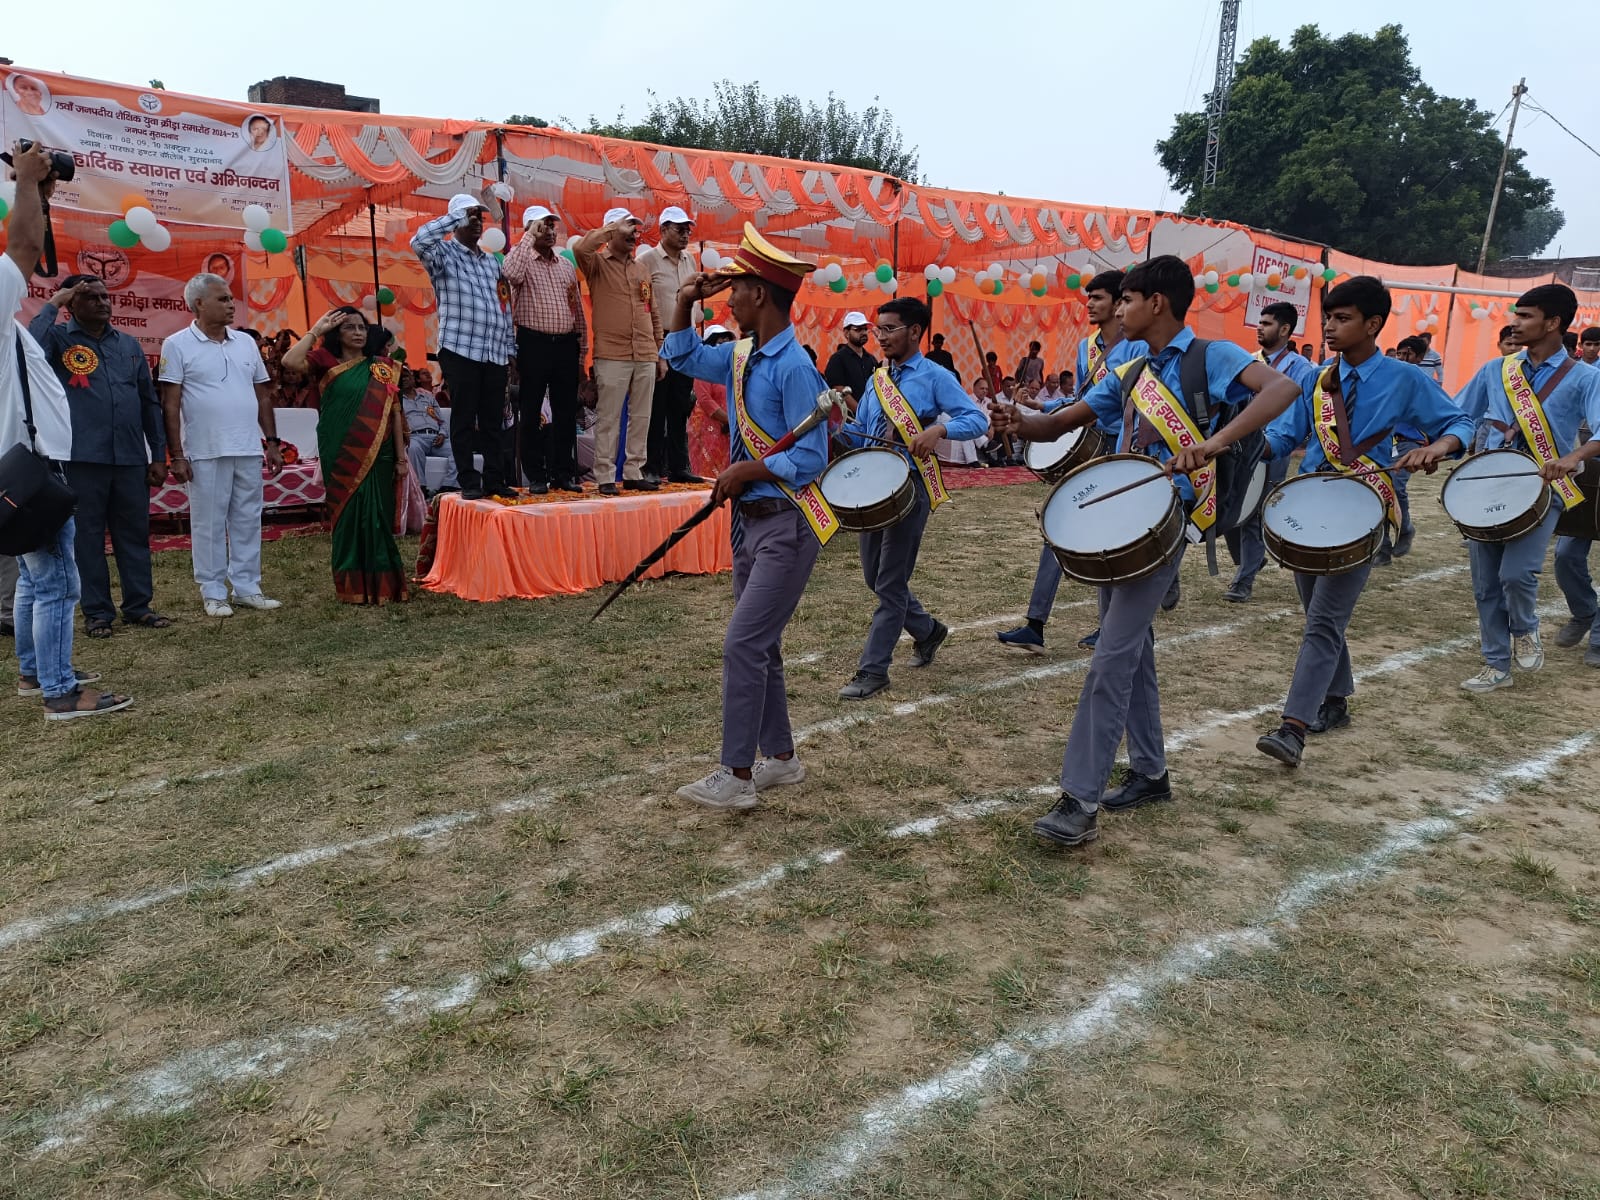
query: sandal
[
  {"left": 43, "top": 687, "right": 133, "bottom": 721},
  {"left": 85, "top": 618, "right": 114, "bottom": 639},
  {"left": 19, "top": 668, "right": 102, "bottom": 698},
  {"left": 124, "top": 612, "right": 173, "bottom": 629}
]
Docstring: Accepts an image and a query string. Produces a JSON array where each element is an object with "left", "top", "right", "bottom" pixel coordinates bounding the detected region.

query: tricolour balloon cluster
[
  {"left": 241, "top": 204, "right": 288, "bottom": 254},
  {"left": 922, "top": 263, "right": 957, "bottom": 297},
  {"left": 108, "top": 195, "right": 173, "bottom": 252}
]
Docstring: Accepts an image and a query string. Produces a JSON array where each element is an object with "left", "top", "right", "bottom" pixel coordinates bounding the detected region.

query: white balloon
[
  {"left": 480, "top": 227, "right": 507, "bottom": 253},
  {"left": 1238, "top": 272, "right": 1255, "bottom": 290},
  {"left": 861, "top": 272, "right": 876, "bottom": 289},
  {"left": 825, "top": 262, "right": 843, "bottom": 283},
  {"left": 243, "top": 229, "right": 264, "bottom": 252},
  {"left": 567, "top": 234, "right": 582, "bottom": 250},
  {"left": 923, "top": 263, "right": 939, "bottom": 281},
  {"left": 940, "top": 266, "right": 956, "bottom": 285},
  {"left": 241, "top": 204, "right": 272, "bottom": 232},
  {"left": 1414, "top": 318, "right": 1429, "bottom": 332},
  {"left": 883, "top": 276, "right": 898, "bottom": 294},
  {"left": 361, "top": 294, "right": 379, "bottom": 312},
  {"left": 701, "top": 247, "right": 720, "bottom": 270},
  {"left": 1204, "top": 270, "right": 1219, "bottom": 286},
  {"left": 1472, "top": 306, "right": 1490, "bottom": 320},
  {"left": 124, "top": 206, "right": 160, "bottom": 237},
  {"left": 140, "top": 224, "right": 172, "bottom": 252},
  {"left": 1426, "top": 313, "right": 1440, "bottom": 328},
  {"left": 489, "top": 181, "right": 514, "bottom": 201},
  {"left": 988, "top": 262, "right": 1003, "bottom": 277}
]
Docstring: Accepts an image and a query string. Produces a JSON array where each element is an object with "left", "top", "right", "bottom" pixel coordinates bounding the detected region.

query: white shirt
[
  {"left": 157, "top": 322, "right": 269, "bottom": 460},
  {"left": 0, "top": 256, "right": 72, "bottom": 461}
]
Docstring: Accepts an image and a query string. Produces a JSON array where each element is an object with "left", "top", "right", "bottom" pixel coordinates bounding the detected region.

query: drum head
[
  {"left": 1043, "top": 457, "right": 1172, "bottom": 553},
  {"left": 1443, "top": 450, "right": 1544, "bottom": 524},
  {"left": 820, "top": 448, "right": 911, "bottom": 507},
  {"left": 1237, "top": 460, "right": 1268, "bottom": 524},
  {"left": 1264, "top": 474, "right": 1385, "bottom": 547},
  {"left": 1024, "top": 428, "right": 1084, "bottom": 472}
]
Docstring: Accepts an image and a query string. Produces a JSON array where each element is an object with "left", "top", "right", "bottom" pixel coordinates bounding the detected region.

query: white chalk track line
[
  {"left": 17, "top": 601, "right": 1494, "bottom": 1151},
  {"left": 723, "top": 732, "right": 1593, "bottom": 1200},
  {"left": 4, "top": 565, "right": 1469, "bottom": 957}
]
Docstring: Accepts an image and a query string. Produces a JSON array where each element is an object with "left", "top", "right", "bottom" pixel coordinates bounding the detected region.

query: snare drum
[
  {"left": 1023, "top": 426, "right": 1107, "bottom": 485},
  {"left": 1040, "top": 454, "right": 1185, "bottom": 585},
  {"left": 1262, "top": 472, "right": 1386, "bottom": 575},
  {"left": 1439, "top": 449, "right": 1551, "bottom": 542},
  {"left": 818, "top": 448, "right": 916, "bottom": 533}
]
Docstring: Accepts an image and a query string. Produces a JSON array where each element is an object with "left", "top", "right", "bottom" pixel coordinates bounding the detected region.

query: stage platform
[{"left": 418, "top": 486, "right": 731, "bottom": 602}]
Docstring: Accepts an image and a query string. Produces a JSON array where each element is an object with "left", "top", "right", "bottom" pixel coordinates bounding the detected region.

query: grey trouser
[
  {"left": 857, "top": 478, "right": 937, "bottom": 676},
  {"left": 1224, "top": 453, "right": 1290, "bottom": 591},
  {"left": 65, "top": 461, "right": 155, "bottom": 624},
  {"left": 0, "top": 554, "right": 16, "bottom": 623},
  {"left": 1468, "top": 503, "right": 1559, "bottom": 670},
  {"left": 1283, "top": 565, "right": 1373, "bottom": 724},
  {"left": 1027, "top": 542, "right": 1064, "bottom": 624},
  {"left": 1058, "top": 551, "right": 1182, "bottom": 810},
  {"left": 722, "top": 506, "right": 821, "bottom": 769}
]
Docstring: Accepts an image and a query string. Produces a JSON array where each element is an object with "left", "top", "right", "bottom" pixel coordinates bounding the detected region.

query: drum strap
[
  {"left": 871, "top": 367, "right": 949, "bottom": 512},
  {"left": 731, "top": 339, "right": 841, "bottom": 546},
  {"left": 1500, "top": 355, "right": 1583, "bottom": 510},
  {"left": 1314, "top": 363, "right": 1403, "bottom": 534}
]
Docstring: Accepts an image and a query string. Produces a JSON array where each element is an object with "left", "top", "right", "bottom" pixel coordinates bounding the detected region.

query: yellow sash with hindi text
[
  {"left": 1122, "top": 361, "right": 1217, "bottom": 534},
  {"left": 1501, "top": 356, "right": 1583, "bottom": 510},
  {"left": 730, "top": 339, "right": 840, "bottom": 545},
  {"left": 871, "top": 367, "right": 949, "bottom": 512},
  {"left": 1312, "top": 365, "right": 1404, "bottom": 533}
]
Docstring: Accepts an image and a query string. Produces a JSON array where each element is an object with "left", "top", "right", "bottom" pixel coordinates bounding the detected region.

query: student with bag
[{"left": 0, "top": 140, "right": 131, "bottom": 719}]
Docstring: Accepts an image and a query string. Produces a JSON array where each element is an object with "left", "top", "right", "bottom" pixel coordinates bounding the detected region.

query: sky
[{"left": 4, "top": 0, "right": 1594, "bottom": 257}]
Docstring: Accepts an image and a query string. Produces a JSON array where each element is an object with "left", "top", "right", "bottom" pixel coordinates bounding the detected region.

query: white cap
[
  {"left": 843, "top": 310, "right": 869, "bottom": 328},
  {"left": 702, "top": 324, "right": 731, "bottom": 341},
  {"left": 659, "top": 205, "right": 693, "bottom": 226},
  {"left": 603, "top": 206, "right": 641, "bottom": 227},
  {"left": 522, "top": 205, "right": 555, "bottom": 227},
  {"left": 447, "top": 193, "right": 485, "bottom": 217}
]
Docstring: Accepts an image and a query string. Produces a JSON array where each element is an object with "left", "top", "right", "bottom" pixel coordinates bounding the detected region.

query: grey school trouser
[
  {"left": 1058, "top": 552, "right": 1182, "bottom": 810},
  {"left": 1027, "top": 543, "right": 1065, "bottom": 625},
  {"left": 1283, "top": 565, "right": 1373, "bottom": 725},
  {"left": 857, "top": 478, "right": 937, "bottom": 676},
  {"left": 721, "top": 506, "right": 821, "bottom": 769}
]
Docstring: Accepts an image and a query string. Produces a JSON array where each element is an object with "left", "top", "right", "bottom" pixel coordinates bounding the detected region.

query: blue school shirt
[
  {"left": 1258, "top": 344, "right": 1319, "bottom": 393},
  {"left": 1265, "top": 352, "right": 1473, "bottom": 471},
  {"left": 1081, "top": 327, "right": 1257, "bottom": 502},
  {"left": 1066, "top": 331, "right": 1148, "bottom": 413},
  {"left": 842, "top": 352, "right": 988, "bottom": 453},
  {"left": 1457, "top": 349, "right": 1600, "bottom": 457},
  {"left": 663, "top": 324, "right": 828, "bottom": 501}
]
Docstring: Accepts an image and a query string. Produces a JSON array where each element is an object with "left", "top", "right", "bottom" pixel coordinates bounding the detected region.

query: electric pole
[
  {"left": 1476, "top": 78, "right": 1528, "bottom": 274},
  {"left": 1202, "top": 0, "right": 1242, "bottom": 191}
]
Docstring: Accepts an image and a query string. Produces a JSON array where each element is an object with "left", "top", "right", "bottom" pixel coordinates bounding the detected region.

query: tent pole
[{"left": 368, "top": 200, "right": 382, "bottom": 303}]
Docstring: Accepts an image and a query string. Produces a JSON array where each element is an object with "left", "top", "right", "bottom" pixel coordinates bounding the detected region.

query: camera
[{"left": 16, "top": 139, "right": 76, "bottom": 182}]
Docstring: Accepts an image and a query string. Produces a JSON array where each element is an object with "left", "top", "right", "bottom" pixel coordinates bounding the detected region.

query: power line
[{"left": 1523, "top": 95, "right": 1600, "bottom": 164}]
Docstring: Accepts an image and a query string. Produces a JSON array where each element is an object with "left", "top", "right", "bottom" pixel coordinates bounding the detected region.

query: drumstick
[{"left": 1075, "top": 472, "right": 1172, "bottom": 508}]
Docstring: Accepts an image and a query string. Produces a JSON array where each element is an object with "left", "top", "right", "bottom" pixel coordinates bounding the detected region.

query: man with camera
[{"left": 1, "top": 140, "right": 132, "bottom": 718}]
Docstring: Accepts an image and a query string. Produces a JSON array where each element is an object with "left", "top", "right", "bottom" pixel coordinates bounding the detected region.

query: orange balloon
[
  {"left": 120, "top": 193, "right": 149, "bottom": 214},
  {"left": 1266, "top": 272, "right": 1282, "bottom": 288},
  {"left": 380, "top": 302, "right": 397, "bottom": 316}
]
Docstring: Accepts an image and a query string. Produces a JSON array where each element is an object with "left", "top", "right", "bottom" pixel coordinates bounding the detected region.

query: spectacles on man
[{"left": 874, "top": 323, "right": 908, "bottom": 335}]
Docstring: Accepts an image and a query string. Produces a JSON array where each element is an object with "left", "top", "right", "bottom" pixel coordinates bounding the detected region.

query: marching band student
[
  {"left": 1451, "top": 284, "right": 1600, "bottom": 692},
  {"left": 992, "top": 255, "right": 1298, "bottom": 848},
  {"left": 996, "top": 270, "right": 1146, "bottom": 654},
  {"left": 1254, "top": 277, "right": 1473, "bottom": 767},
  {"left": 662, "top": 225, "right": 837, "bottom": 812},
  {"left": 836, "top": 297, "right": 988, "bottom": 700}
]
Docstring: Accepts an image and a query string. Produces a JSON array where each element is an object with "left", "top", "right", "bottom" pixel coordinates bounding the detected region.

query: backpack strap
[{"left": 1179, "top": 337, "right": 1213, "bottom": 427}]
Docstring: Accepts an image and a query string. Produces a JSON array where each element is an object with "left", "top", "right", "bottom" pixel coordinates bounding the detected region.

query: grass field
[{"left": 3, "top": 471, "right": 1599, "bottom": 1199}]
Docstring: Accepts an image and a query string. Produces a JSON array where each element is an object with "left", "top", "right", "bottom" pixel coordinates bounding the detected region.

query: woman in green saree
[{"left": 281, "top": 308, "right": 410, "bottom": 605}]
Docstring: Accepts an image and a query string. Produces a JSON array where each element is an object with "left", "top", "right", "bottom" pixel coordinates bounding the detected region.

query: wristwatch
[{"left": 265, "top": 437, "right": 282, "bottom": 445}]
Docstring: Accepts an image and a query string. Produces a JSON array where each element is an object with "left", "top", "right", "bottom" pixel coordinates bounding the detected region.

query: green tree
[
  {"left": 580, "top": 81, "right": 919, "bottom": 180},
  {"left": 504, "top": 114, "right": 549, "bottom": 128},
  {"left": 1498, "top": 204, "right": 1565, "bottom": 259},
  {"left": 1156, "top": 24, "right": 1555, "bottom": 267}
]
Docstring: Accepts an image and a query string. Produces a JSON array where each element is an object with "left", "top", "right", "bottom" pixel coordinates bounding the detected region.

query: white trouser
[{"left": 187, "top": 455, "right": 265, "bottom": 601}]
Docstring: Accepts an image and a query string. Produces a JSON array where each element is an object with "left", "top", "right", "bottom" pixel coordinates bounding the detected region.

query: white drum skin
[{"left": 1262, "top": 472, "right": 1386, "bottom": 574}]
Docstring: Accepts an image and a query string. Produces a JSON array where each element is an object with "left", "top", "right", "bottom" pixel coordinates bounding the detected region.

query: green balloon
[
  {"left": 992, "top": 279, "right": 1004, "bottom": 295},
  {"left": 1226, "top": 273, "right": 1240, "bottom": 287},
  {"left": 258, "top": 227, "right": 288, "bottom": 254},
  {"left": 702, "top": 305, "right": 715, "bottom": 320},
  {"left": 1322, "top": 267, "right": 1336, "bottom": 282},
  {"left": 1264, "top": 281, "right": 1277, "bottom": 292},
  {"left": 1032, "top": 285, "right": 1047, "bottom": 297},
  {"left": 874, "top": 263, "right": 893, "bottom": 283},
  {"left": 560, "top": 247, "right": 576, "bottom": 264},
  {"left": 926, "top": 278, "right": 943, "bottom": 298},
  {"left": 829, "top": 277, "right": 847, "bottom": 293},
  {"left": 377, "top": 286, "right": 396, "bottom": 305},
  {"left": 0, "top": 196, "right": 8, "bottom": 220},
  {"left": 108, "top": 220, "right": 140, "bottom": 248},
  {"left": 1205, "top": 282, "right": 1220, "bottom": 293},
  {"left": 1065, "top": 273, "right": 1081, "bottom": 289}
]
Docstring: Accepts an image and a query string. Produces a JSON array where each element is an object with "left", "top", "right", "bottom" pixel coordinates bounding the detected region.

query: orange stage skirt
[{"left": 419, "top": 490, "right": 732, "bottom": 602}]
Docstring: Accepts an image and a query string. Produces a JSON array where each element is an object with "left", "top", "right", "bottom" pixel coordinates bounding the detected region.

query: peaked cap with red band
[{"left": 719, "top": 222, "right": 815, "bottom": 290}]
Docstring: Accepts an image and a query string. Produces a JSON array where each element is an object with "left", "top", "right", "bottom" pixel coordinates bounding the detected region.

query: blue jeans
[
  {"left": 15, "top": 518, "right": 81, "bottom": 700},
  {"left": 1554, "top": 535, "right": 1598, "bottom": 645},
  {"left": 1468, "top": 505, "right": 1560, "bottom": 670}
]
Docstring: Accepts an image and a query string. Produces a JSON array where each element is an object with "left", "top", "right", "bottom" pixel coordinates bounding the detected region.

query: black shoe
[
  {"left": 1372, "top": 549, "right": 1393, "bottom": 567},
  {"left": 642, "top": 471, "right": 662, "bottom": 485},
  {"left": 1161, "top": 576, "right": 1181, "bottom": 612},
  {"left": 436, "top": 484, "right": 462, "bottom": 494},
  {"left": 597, "top": 483, "right": 619, "bottom": 497},
  {"left": 489, "top": 485, "right": 519, "bottom": 499},
  {"left": 839, "top": 670, "right": 891, "bottom": 701},
  {"left": 0, "top": 620, "right": 12, "bottom": 637},
  {"left": 1392, "top": 527, "right": 1415, "bottom": 557},
  {"left": 1032, "top": 794, "right": 1099, "bottom": 847},
  {"left": 1222, "top": 584, "right": 1251, "bottom": 603},
  {"left": 1306, "top": 697, "right": 1350, "bottom": 735},
  {"left": 669, "top": 472, "right": 706, "bottom": 484},
  {"left": 461, "top": 487, "right": 486, "bottom": 501},
  {"left": 1077, "top": 627, "right": 1100, "bottom": 650},
  {"left": 526, "top": 480, "right": 550, "bottom": 495},
  {"left": 623, "top": 478, "right": 661, "bottom": 492},
  {"left": 910, "top": 621, "right": 949, "bottom": 668},
  {"left": 1256, "top": 722, "right": 1305, "bottom": 767},
  {"left": 1101, "top": 770, "right": 1172, "bottom": 813},
  {"left": 551, "top": 478, "right": 584, "bottom": 493}
]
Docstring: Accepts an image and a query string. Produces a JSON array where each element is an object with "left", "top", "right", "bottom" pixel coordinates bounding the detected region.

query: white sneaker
[
  {"left": 751, "top": 755, "right": 807, "bottom": 792},
  {"left": 1461, "top": 666, "right": 1513, "bottom": 694},
  {"left": 203, "top": 599, "right": 234, "bottom": 618},
  {"left": 676, "top": 766, "right": 759, "bottom": 811},
  {"left": 232, "top": 593, "right": 282, "bottom": 611},
  {"left": 1513, "top": 632, "right": 1544, "bottom": 671}
]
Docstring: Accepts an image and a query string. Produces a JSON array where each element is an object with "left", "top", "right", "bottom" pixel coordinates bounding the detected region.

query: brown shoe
[{"left": 43, "top": 687, "right": 133, "bottom": 722}]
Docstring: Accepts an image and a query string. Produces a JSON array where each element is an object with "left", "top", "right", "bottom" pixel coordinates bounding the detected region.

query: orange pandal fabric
[{"left": 420, "top": 492, "right": 733, "bottom": 602}]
